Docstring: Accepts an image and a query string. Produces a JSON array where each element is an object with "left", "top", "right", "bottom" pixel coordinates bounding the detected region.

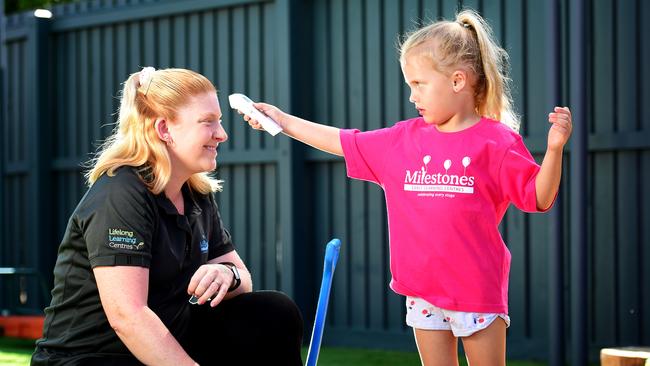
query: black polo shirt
[{"left": 34, "top": 166, "right": 234, "bottom": 361}]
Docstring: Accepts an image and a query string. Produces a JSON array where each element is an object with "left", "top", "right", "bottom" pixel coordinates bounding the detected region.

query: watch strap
[{"left": 219, "top": 262, "right": 241, "bottom": 292}]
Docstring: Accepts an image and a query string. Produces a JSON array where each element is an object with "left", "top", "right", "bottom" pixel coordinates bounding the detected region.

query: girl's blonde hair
[
  {"left": 86, "top": 68, "right": 222, "bottom": 194},
  {"left": 399, "top": 9, "right": 519, "bottom": 132}
]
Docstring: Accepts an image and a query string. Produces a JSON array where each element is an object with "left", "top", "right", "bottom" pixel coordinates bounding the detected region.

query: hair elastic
[{"left": 139, "top": 66, "right": 156, "bottom": 95}]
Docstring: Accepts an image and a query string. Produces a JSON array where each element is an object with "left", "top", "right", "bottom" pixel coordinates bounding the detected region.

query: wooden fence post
[{"left": 24, "top": 12, "right": 53, "bottom": 305}]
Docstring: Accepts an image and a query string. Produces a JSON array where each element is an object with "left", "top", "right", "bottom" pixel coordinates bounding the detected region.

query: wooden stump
[{"left": 601, "top": 347, "right": 650, "bottom": 366}]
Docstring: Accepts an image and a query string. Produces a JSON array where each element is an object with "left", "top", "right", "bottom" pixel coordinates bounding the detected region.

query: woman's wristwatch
[{"left": 219, "top": 262, "right": 241, "bottom": 292}]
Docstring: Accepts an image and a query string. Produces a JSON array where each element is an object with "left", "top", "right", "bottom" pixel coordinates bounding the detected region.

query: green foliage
[{"left": 4, "top": 0, "right": 78, "bottom": 15}]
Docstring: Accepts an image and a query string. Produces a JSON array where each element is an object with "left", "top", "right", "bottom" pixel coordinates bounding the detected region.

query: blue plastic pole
[{"left": 306, "top": 238, "right": 341, "bottom": 366}]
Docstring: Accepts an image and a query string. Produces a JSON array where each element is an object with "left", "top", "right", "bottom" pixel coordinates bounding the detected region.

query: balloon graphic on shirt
[
  {"left": 423, "top": 155, "right": 431, "bottom": 171},
  {"left": 462, "top": 156, "right": 471, "bottom": 176},
  {"left": 443, "top": 159, "right": 452, "bottom": 174}
]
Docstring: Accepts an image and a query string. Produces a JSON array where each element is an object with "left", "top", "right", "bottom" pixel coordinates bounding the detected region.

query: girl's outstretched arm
[
  {"left": 535, "top": 106, "right": 573, "bottom": 210},
  {"left": 242, "top": 102, "right": 343, "bottom": 156}
]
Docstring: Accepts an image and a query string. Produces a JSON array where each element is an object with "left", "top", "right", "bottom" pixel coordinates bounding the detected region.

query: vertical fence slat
[
  {"left": 157, "top": 17, "right": 170, "bottom": 68},
  {"left": 332, "top": 163, "right": 349, "bottom": 327},
  {"left": 382, "top": 0, "right": 404, "bottom": 332},
  {"left": 172, "top": 15, "right": 185, "bottom": 67},
  {"left": 641, "top": 0, "right": 650, "bottom": 346},
  {"left": 101, "top": 25, "right": 115, "bottom": 137},
  {"left": 346, "top": 0, "right": 367, "bottom": 330},
  {"left": 231, "top": 7, "right": 245, "bottom": 150},
  {"left": 90, "top": 27, "right": 102, "bottom": 143},
  {"left": 188, "top": 13, "right": 199, "bottom": 71},
  {"left": 263, "top": 164, "right": 277, "bottom": 289},
  {"left": 248, "top": 165, "right": 262, "bottom": 285},
  {"left": 217, "top": 10, "right": 231, "bottom": 150},
  {"left": 617, "top": 152, "right": 640, "bottom": 343},
  {"left": 200, "top": 12, "right": 214, "bottom": 84},
  {"left": 642, "top": 152, "right": 650, "bottom": 344},
  {"left": 25, "top": 15, "right": 53, "bottom": 304},
  {"left": 0, "top": 0, "right": 5, "bottom": 276},
  {"left": 365, "top": 0, "right": 386, "bottom": 332},
  {"left": 247, "top": 5, "right": 261, "bottom": 150}
]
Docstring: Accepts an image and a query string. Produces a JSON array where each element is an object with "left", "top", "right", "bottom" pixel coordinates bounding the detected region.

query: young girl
[{"left": 241, "top": 9, "right": 571, "bottom": 366}]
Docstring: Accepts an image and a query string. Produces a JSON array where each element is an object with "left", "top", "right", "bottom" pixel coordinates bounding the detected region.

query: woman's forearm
[{"left": 111, "top": 306, "right": 198, "bottom": 366}]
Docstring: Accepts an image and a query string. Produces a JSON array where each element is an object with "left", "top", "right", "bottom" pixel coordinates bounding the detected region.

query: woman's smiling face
[{"left": 166, "top": 92, "right": 228, "bottom": 176}]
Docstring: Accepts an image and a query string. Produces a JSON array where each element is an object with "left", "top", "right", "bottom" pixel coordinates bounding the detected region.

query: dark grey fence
[{"left": 1, "top": 0, "right": 649, "bottom": 363}]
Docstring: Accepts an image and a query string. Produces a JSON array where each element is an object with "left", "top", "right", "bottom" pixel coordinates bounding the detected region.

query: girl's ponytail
[{"left": 456, "top": 10, "right": 519, "bottom": 132}]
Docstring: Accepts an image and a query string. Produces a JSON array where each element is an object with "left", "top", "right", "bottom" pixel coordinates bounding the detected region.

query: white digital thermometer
[{"left": 228, "top": 93, "right": 283, "bottom": 136}]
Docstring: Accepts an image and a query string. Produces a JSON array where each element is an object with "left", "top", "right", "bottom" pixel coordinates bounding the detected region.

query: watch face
[
  {"left": 220, "top": 262, "right": 241, "bottom": 292},
  {"left": 231, "top": 265, "right": 240, "bottom": 279}
]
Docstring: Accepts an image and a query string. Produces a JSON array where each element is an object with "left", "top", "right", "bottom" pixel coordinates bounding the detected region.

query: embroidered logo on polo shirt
[
  {"left": 107, "top": 228, "right": 145, "bottom": 250},
  {"left": 200, "top": 235, "right": 209, "bottom": 253},
  {"left": 403, "top": 155, "right": 475, "bottom": 197}
]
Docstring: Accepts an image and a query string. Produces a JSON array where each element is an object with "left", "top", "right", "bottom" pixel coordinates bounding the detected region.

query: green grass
[
  {"left": 0, "top": 338, "right": 35, "bottom": 366},
  {"left": 300, "top": 347, "right": 547, "bottom": 366},
  {"left": 302, "top": 347, "right": 422, "bottom": 365},
  {"left": 1, "top": 337, "right": 546, "bottom": 366}
]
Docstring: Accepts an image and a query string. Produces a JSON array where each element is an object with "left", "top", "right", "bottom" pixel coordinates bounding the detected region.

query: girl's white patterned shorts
[{"left": 405, "top": 296, "right": 510, "bottom": 337}]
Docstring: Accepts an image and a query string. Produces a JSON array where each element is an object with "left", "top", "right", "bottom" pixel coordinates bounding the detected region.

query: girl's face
[
  {"left": 166, "top": 92, "right": 228, "bottom": 176},
  {"left": 401, "top": 54, "right": 457, "bottom": 125}
]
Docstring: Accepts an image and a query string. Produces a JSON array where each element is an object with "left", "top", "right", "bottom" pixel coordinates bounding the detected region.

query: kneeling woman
[{"left": 32, "top": 68, "right": 303, "bottom": 366}]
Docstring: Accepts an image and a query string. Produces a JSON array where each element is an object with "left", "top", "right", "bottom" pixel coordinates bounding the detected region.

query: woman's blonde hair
[
  {"left": 399, "top": 9, "right": 519, "bottom": 132},
  {"left": 86, "top": 68, "right": 222, "bottom": 194}
]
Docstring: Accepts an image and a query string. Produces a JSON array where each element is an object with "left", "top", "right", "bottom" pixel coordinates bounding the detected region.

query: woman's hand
[
  {"left": 547, "top": 106, "right": 572, "bottom": 151},
  {"left": 187, "top": 263, "right": 234, "bottom": 307},
  {"left": 239, "top": 102, "right": 288, "bottom": 131}
]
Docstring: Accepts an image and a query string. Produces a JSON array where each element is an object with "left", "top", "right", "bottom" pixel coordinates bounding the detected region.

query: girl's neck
[{"left": 435, "top": 112, "right": 481, "bottom": 133}]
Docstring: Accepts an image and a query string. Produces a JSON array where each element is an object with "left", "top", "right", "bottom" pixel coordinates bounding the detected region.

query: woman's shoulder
[
  {"left": 85, "top": 166, "right": 154, "bottom": 205},
  {"left": 93, "top": 166, "right": 148, "bottom": 189},
  {"left": 72, "top": 167, "right": 157, "bottom": 231}
]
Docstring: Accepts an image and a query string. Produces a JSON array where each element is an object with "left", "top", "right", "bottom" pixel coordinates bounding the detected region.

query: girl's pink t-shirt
[{"left": 340, "top": 117, "right": 551, "bottom": 314}]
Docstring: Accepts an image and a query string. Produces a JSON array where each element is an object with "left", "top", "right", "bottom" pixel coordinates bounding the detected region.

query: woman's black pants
[
  {"left": 31, "top": 291, "right": 303, "bottom": 365},
  {"left": 186, "top": 290, "right": 304, "bottom": 365}
]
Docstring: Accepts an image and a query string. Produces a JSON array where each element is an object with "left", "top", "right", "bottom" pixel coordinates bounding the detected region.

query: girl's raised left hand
[{"left": 547, "top": 106, "right": 572, "bottom": 151}]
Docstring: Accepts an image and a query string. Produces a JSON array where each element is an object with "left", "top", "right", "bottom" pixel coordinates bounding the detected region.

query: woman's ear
[
  {"left": 452, "top": 71, "right": 467, "bottom": 92},
  {"left": 154, "top": 118, "right": 170, "bottom": 142}
]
